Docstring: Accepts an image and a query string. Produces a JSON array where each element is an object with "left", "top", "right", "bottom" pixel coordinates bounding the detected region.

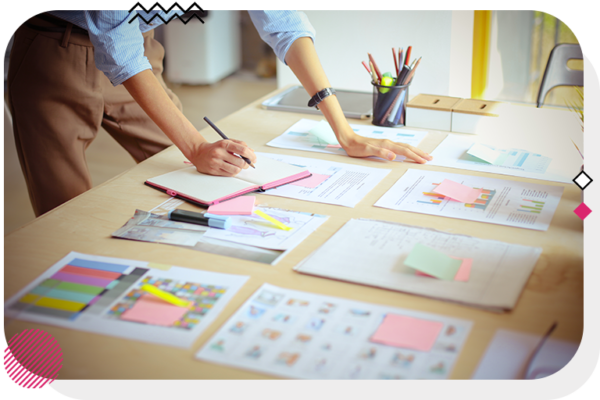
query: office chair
[{"left": 536, "top": 43, "right": 583, "bottom": 107}]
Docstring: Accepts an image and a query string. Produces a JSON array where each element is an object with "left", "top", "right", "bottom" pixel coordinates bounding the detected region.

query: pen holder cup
[{"left": 371, "top": 81, "right": 410, "bottom": 127}]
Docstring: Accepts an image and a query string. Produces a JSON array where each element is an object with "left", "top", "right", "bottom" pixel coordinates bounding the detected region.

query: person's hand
[
  {"left": 190, "top": 139, "right": 257, "bottom": 176},
  {"left": 340, "top": 132, "right": 433, "bottom": 163}
]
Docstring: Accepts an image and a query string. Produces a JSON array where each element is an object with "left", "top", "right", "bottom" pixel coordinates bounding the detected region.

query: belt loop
[{"left": 60, "top": 23, "right": 73, "bottom": 48}]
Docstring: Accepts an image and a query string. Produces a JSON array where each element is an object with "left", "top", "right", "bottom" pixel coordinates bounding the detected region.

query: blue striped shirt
[{"left": 49, "top": 10, "right": 315, "bottom": 86}]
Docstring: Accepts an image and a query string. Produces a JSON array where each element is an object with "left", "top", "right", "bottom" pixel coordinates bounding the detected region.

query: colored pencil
[
  {"left": 404, "top": 46, "right": 412, "bottom": 66},
  {"left": 392, "top": 47, "right": 399, "bottom": 76},
  {"left": 361, "top": 60, "right": 371, "bottom": 75},
  {"left": 368, "top": 53, "right": 383, "bottom": 81}
]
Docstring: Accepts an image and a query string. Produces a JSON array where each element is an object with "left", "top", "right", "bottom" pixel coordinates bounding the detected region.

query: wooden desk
[{"left": 4, "top": 88, "right": 583, "bottom": 379}]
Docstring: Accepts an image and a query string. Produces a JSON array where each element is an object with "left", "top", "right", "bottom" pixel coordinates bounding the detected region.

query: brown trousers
[{"left": 8, "top": 16, "right": 181, "bottom": 216}]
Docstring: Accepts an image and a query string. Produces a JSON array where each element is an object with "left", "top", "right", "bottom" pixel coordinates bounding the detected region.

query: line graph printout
[
  {"left": 4, "top": 252, "right": 249, "bottom": 348},
  {"left": 428, "top": 134, "right": 573, "bottom": 183},
  {"left": 374, "top": 169, "right": 564, "bottom": 231},
  {"left": 257, "top": 153, "right": 391, "bottom": 208},
  {"left": 266, "top": 119, "right": 427, "bottom": 161}
]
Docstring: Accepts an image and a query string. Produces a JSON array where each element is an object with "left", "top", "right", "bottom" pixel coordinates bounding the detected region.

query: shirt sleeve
[
  {"left": 248, "top": 11, "right": 316, "bottom": 65},
  {"left": 82, "top": 11, "right": 152, "bottom": 86}
]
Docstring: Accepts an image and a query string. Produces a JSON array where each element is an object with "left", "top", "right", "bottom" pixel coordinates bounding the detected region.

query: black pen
[{"left": 203, "top": 117, "right": 255, "bottom": 168}]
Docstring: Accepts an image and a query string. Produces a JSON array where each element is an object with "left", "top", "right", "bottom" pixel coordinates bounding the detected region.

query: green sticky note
[
  {"left": 466, "top": 144, "right": 500, "bottom": 164},
  {"left": 309, "top": 120, "right": 339, "bottom": 145},
  {"left": 404, "top": 243, "right": 462, "bottom": 281}
]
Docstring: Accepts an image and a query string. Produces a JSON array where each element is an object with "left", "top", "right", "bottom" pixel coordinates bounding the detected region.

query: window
[{"left": 477, "top": 11, "right": 581, "bottom": 107}]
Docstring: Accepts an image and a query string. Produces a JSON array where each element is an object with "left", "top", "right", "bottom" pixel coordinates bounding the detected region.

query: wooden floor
[{"left": 3, "top": 71, "right": 277, "bottom": 234}]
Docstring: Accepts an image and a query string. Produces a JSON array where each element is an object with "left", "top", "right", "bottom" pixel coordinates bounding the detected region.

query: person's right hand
[{"left": 190, "top": 139, "right": 257, "bottom": 176}]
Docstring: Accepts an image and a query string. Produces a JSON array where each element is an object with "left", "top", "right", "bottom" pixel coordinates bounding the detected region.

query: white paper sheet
[
  {"left": 196, "top": 283, "right": 472, "bottom": 379},
  {"left": 374, "top": 169, "right": 564, "bottom": 231},
  {"left": 294, "top": 219, "right": 541, "bottom": 311},
  {"left": 203, "top": 206, "right": 328, "bottom": 250},
  {"left": 266, "top": 118, "right": 427, "bottom": 161},
  {"left": 472, "top": 329, "right": 579, "bottom": 379},
  {"left": 429, "top": 134, "right": 575, "bottom": 183},
  {"left": 4, "top": 252, "right": 249, "bottom": 348},
  {"left": 257, "top": 152, "right": 391, "bottom": 208}
]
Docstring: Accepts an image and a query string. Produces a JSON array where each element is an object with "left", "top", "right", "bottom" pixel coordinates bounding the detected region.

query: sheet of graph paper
[{"left": 294, "top": 219, "right": 541, "bottom": 311}]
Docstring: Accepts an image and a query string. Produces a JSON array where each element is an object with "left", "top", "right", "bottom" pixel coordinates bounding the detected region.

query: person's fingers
[
  {"left": 222, "top": 140, "right": 257, "bottom": 164},
  {"left": 378, "top": 141, "right": 431, "bottom": 163},
  {"left": 217, "top": 159, "right": 242, "bottom": 176},
  {"left": 369, "top": 144, "right": 396, "bottom": 161},
  {"left": 221, "top": 151, "right": 247, "bottom": 170}
]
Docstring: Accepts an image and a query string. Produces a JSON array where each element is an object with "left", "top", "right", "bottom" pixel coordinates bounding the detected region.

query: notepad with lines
[{"left": 145, "top": 155, "right": 311, "bottom": 207}]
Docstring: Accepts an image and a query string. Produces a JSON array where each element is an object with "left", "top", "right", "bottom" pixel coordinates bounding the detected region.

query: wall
[{"left": 277, "top": 11, "right": 473, "bottom": 98}]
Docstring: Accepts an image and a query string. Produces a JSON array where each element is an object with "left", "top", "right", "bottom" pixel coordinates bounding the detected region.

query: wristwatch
[{"left": 308, "top": 87, "right": 336, "bottom": 110}]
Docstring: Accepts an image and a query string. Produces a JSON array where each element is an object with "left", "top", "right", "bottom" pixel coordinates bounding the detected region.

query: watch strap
[{"left": 308, "top": 87, "right": 336, "bottom": 109}]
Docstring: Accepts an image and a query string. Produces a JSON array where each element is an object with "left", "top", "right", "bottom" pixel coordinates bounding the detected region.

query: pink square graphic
[
  {"left": 370, "top": 314, "right": 443, "bottom": 351},
  {"left": 574, "top": 203, "right": 592, "bottom": 220},
  {"left": 120, "top": 294, "right": 188, "bottom": 326},
  {"left": 433, "top": 179, "right": 482, "bottom": 203},
  {"left": 208, "top": 196, "right": 255, "bottom": 215},
  {"left": 290, "top": 173, "right": 330, "bottom": 188}
]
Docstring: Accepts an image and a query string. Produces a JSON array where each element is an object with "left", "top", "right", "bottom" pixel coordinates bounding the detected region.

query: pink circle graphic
[{"left": 4, "top": 329, "right": 63, "bottom": 388}]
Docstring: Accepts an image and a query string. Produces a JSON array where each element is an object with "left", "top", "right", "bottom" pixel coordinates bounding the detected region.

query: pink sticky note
[
  {"left": 208, "top": 196, "right": 256, "bottom": 215},
  {"left": 370, "top": 314, "right": 443, "bottom": 351},
  {"left": 433, "top": 179, "right": 482, "bottom": 203},
  {"left": 120, "top": 295, "right": 188, "bottom": 326},
  {"left": 415, "top": 257, "right": 472, "bottom": 282},
  {"left": 326, "top": 144, "right": 342, "bottom": 148},
  {"left": 290, "top": 173, "right": 330, "bottom": 188}
]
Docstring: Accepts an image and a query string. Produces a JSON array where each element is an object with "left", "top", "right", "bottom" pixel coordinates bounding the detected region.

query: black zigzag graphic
[{"left": 128, "top": 2, "right": 206, "bottom": 24}]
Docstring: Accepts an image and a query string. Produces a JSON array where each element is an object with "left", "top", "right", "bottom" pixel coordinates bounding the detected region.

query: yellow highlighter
[
  {"left": 254, "top": 210, "right": 293, "bottom": 231},
  {"left": 141, "top": 284, "right": 193, "bottom": 308}
]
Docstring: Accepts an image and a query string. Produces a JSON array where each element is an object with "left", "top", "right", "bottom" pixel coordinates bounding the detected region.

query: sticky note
[
  {"left": 120, "top": 295, "right": 189, "bottom": 327},
  {"left": 416, "top": 257, "right": 472, "bottom": 282},
  {"left": 208, "top": 196, "right": 256, "bottom": 215},
  {"left": 290, "top": 173, "right": 330, "bottom": 188},
  {"left": 433, "top": 179, "right": 482, "bottom": 203},
  {"left": 467, "top": 143, "right": 500, "bottom": 164},
  {"left": 326, "top": 144, "right": 342, "bottom": 148},
  {"left": 370, "top": 314, "right": 443, "bottom": 351},
  {"left": 404, "top": 243, "right": 462, "bottom": 281},
  {"left": 309, "top": 120, "right": 339, "bottom": 145}
]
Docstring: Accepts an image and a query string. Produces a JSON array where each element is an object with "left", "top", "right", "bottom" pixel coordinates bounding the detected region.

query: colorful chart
[
  {"left": 10, "top": 257, "right": 144, "bottom": 321},
  {"left": 5, "top": 252, "right": 250, "bottom": 347},
  {"left": 106, "top": 276, "right": 227, "bottom": 330}
]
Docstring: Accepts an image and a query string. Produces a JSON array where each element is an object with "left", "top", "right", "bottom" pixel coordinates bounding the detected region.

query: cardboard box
[
  {"left": 406, "top": 94, "right": 462, "bottom": 131},
  {"left": 451, "top": 99, "right": 502, "bottom": 134}
]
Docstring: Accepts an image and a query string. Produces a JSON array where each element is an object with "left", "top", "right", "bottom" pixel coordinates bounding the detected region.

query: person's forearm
[
  {"left": 285, "top": 37, "right": 431, "bottom": 163},
  {"left": 122, "top": 69, "right": 206, "bottom": 160},
  {"left": 284, "top": 37, "right": 356, "bottom": 145}
]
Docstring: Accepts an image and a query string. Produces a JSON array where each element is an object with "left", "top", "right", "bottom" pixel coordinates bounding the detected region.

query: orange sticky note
[
  {"left": 370, "top": 314, "right": 443, "bottom": 351},
  {"left": 416, "top": 257, "right": 472, "bottom": 282},
  {"left": 433, "top": 179, "right": 482, "bottom": 203},
  {"left": 208, "top": 196, "right": 255, "bottom": 215}
]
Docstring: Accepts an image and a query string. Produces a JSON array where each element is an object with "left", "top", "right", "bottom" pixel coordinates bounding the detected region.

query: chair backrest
[{"left": 536, "top": 43, "right": 583, "bottom": 107}]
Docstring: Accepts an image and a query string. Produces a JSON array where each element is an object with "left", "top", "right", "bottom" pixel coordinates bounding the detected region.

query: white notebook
[{"left": 145, "top": 155, "right": 310, "bottom": 206}]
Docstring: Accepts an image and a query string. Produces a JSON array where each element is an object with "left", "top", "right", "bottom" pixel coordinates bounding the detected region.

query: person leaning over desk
[{"left": 7, "top": 10, "right": 432, "bottom": 217}]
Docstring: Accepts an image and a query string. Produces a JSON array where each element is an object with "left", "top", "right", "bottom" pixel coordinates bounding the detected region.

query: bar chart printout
[
  {"left": 4, "top": 252, "right": 249, "bottom": 347},
  {"left": 374, "top": 169, "right": 563, "bottom": 231}
]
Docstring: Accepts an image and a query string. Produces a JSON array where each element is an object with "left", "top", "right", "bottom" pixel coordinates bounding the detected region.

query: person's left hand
[{"left": 339, "top": 133, "right": 433, "bottom": 163}]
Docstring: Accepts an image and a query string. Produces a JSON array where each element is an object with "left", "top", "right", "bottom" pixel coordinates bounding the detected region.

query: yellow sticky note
[
  {"left": 254, "top": 210, "right": 293, "bottom": 231},
  {"left": 148, "top": 263, "right": 172, "bottom": 271},
  {"left": 36, "top": 297, "right": 87, "bottom": 312},
  {"left": 141, "top": 284, "right": 192, "bottom": 308}
]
